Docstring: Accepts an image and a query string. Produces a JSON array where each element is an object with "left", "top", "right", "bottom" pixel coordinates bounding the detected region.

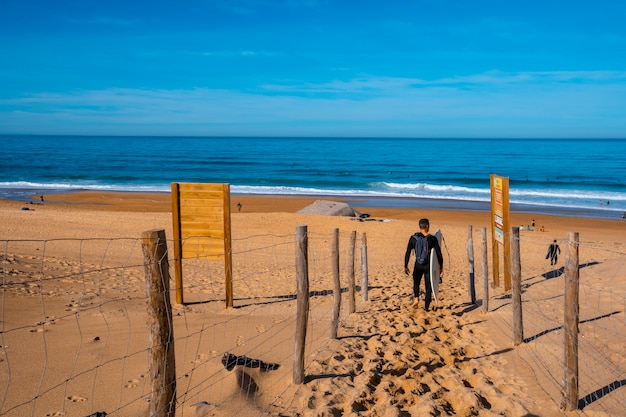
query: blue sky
[{"left": 1, "top": 1, "right": 626, "bottom": 138}]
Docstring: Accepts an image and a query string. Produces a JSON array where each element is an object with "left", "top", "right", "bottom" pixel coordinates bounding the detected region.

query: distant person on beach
[
  {"left": 237, "top": 202, "right": 242, "bottom": 212},
  {"left": 404, "top": 218, "right": 443, "bottom": 311},
  {"left": 40, "top": 195, "right": 44, "bottom": 202},
  {"left": 546, "top": 240, "right": 561, "bottom": 265}
]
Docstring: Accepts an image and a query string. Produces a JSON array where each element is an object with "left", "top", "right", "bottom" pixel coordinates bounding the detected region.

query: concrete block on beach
[{"left": 296, "top": 199, "right": 359, "bottom": 217}]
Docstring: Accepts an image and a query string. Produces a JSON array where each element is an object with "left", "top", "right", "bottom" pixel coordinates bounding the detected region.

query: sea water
[{"left": 1, "top": 136, "right": 625, "bottom": 219}]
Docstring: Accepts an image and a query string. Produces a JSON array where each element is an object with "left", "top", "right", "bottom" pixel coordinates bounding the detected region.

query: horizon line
[{"left": 2, "top": 134, "right": 625, "bottom": 140}]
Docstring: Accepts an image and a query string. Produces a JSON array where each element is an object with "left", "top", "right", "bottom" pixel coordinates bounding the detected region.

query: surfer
[
  {"left": 546, "top": 240, "right": 561, "bottom": 265},
  {"left": 404, "top": 218, "right": 444, "bottom": 311}
]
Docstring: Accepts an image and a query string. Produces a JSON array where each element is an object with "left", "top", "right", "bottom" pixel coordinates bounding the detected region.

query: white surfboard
[{"left": 429, "top": 229, "right": 443, "bottom": 305}]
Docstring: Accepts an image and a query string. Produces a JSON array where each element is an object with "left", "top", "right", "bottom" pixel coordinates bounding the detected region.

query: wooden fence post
[
  {"left": 294, "top": 225, "right": 309, "bottom": 384},
  {"left": 222, "top": 184, "right": 233, "bottom": 309},
  {"left": 361, "top": 233, "right": 369, "bottom": 301},
  {"left": 468, "top": 225, "right": 476, "bottom": 304},
  {"left": 142, "top": 229, "right": 176, "bottom": 417},
  {"left": 561, "top": 232, "right": 580, "bottom": 411},
  {"left": 492, "top": 234, "right": 500, "bottom": 289},
  {"left": 170, "top": 183, "right": 184, "bottom": 304},
  {"left": 348, "top": 231, "right": 356, "bottom": 314},
  {"left": 511, "top": 227, "right": 524, "bottom": 346},
  {"left": 330, "top": 228, "right": 341, "bottom": 340},
  {"left": 481, "top": 227, "right": 489, "bottom": 313}
]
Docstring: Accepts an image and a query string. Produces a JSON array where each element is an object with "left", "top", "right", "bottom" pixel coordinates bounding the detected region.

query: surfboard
[{"left": 429, "top": 229, "right": 443, "bottom": 305}]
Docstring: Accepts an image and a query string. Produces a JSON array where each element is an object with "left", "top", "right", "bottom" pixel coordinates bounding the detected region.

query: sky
[{"left": 1, "top": 0, "right": 626, "bottom": 138}]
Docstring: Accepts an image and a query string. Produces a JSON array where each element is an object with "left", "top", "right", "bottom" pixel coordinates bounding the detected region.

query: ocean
[{"left": 1, "top": 136, "right": 625, "bottom": 219}]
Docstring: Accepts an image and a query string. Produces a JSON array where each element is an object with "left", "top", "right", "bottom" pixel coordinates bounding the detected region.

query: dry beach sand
[{"left": 1, "top": 192, "right": 625, "bottom": 416}]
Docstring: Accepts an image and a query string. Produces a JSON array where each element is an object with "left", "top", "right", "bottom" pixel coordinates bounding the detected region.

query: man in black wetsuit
[
  {"left": 546, "top": 239, "right": 561, "bottom": 266},
  {"left": 404, "top": 218, "right": 444, "bottom": 311}
]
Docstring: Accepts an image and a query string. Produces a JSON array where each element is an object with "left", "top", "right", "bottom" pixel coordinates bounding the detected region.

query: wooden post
[
  {"left": 561, "top": 232, "right": 580, "bottom": 411},
  {"left": 142, "top": 229, "right": 176, "bottom": 417},
  {"left": 502, "top": 180, "right": 511, "bottom": 292},
  {"left": 170, "top": 183, "right": 184, "bottom": 304},
  {"left": 294, "top": 225, "right": 309, "bottom": 384},
  {"left": 348, "top": 231, "right": 356, "bottom": 314},
  {"left": 490, "top": 174, "right": 499, "bottom": 289},
  {"left": 467, "top": 225, "right": 476, "bottom": 304},
  {"left": 222, "top": 184, "right": 233, "bottom": 308},
  {"left": 510, "top": 227, "right": 523, "bottom": 346},
  {"left": 492, "top": 240, "right": 500, "bottom": 288},
  {"left": 490, "top": 175, "right": 510, "bottom": 290},
  {"left": 481, "top": 227, "right": 489, "bottom": 313},
  {"left": 330, "top": 228, "right": 341, "bottom": 340},
  {"left": 361, "top": 233, "right": 368, "bottom": 301}
]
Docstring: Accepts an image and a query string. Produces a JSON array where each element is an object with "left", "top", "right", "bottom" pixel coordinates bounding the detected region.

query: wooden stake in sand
[
  {"left": 331, "top": 228, "right": 341, "bottom": 339},
  {"left": 361, "top": 232, "right": 369, "bottom": 301},
  {"left": 348, "top": 230, "right": 356, "bottom": 314},
  {"left": 142, "top": 229, "right": 176, "bottom": 417},
  {"left": 561, "top": 232, "right": 580, "bottom": 411},
  {"left": 468, "top": 225, "right": 476, "bottom": 304},
  {"left": 481, "top": 227, "right": 489, "bottom": 313},
  {"left": 294, "top": 225, "right": 309, "bottom": 384},
  {"left": 510, "top": 227, "right": 524, "bottom": 346}
]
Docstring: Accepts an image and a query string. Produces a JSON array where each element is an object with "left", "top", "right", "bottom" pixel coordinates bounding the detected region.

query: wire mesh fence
[
  {"left": 1, "top": 227, "right": 362, "bottom": 417},
  {"left": 2, "top": 225, "right": 625, "bottom": 416},
  {"left": 484, "top": 231, "right": 626, "bottom": 416}
]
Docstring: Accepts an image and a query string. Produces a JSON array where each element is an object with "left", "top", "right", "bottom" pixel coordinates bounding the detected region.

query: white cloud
[{"left": 1, "top": 71, "right": 626, "bottom": 137}]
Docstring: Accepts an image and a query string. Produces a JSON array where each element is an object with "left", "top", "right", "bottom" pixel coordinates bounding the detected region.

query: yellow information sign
[{"left": 490, "top": 174, "right": 511, "bottom": 291}]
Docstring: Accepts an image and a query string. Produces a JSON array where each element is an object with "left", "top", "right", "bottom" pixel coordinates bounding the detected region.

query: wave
[
  {"left": 0, "top": 181, "right": 169, "bottom": 193},
  {"left": 1, "top": 181, "right": 625, "bottom": 212},
  {"left": 380, "top": 182, "right": 492, "bottom": 194},
  {"left": 379, "top": 181, "right": 626, "bottom": 203}
]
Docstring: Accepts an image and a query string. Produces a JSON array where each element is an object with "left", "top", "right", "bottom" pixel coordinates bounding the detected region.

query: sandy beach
[{"left": 1, "top": 192, "right": 625, "bottom": 416}]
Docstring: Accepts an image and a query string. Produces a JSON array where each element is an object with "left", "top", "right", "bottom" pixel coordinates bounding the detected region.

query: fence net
[
  {"left": 486, "top": 233, "right": 626, "bottom": 416},
  {"left": 2, "top": 226, "right": 625, "bottom": 416},
  {"left": 1, "top": 229, "right": 360, "bottom": 417}
]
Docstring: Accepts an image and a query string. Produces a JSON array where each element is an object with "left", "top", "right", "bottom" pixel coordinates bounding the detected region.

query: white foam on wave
[
  {"left": 1, "top": 181, "right": 624, "bottom": 213},
  {"left": 0, "top": 181, "right": 169, "bottom": 193}
]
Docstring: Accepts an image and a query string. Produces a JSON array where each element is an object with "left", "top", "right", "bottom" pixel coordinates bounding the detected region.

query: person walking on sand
[
  {"left": 546, "top": 239, "right": 561, "bottom": 266},
  {"left": 404, "top": 218, "right": 443, "bottom": 311}
]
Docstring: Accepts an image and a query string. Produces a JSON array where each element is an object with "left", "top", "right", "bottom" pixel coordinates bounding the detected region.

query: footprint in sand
[
  {"left": 124, "top": 378, "right": 141, "bottom": 388},
  {"left": 44, "top": 412, "right": 64, "bottom": 416},
  {"left": 236, "top": 335, "right": 245, "bottom": 346},
  {"left": 66, "top": 395, "right": 87, "bottom": 402},
  {"left": 65, "top": 303, "right": 79, "bottom": 312},
  {"left": 194, "top": 352, "right": 212, "bottom": 365},
  {"left": 255, "top": 324, "right": 266, "bottom": 333}
]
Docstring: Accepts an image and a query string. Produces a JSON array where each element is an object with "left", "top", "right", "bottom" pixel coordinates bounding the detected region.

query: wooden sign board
[
  {"left": 490, "top": 174, "right": 511, "bottom": 291},
  {"left": 171, "top": 182, "right": 233, "bottom": 306}
]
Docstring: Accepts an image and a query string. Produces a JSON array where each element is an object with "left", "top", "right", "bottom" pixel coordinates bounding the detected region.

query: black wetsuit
[{"left": 404, "top": 233, "right": 443, "bottom": 310}]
